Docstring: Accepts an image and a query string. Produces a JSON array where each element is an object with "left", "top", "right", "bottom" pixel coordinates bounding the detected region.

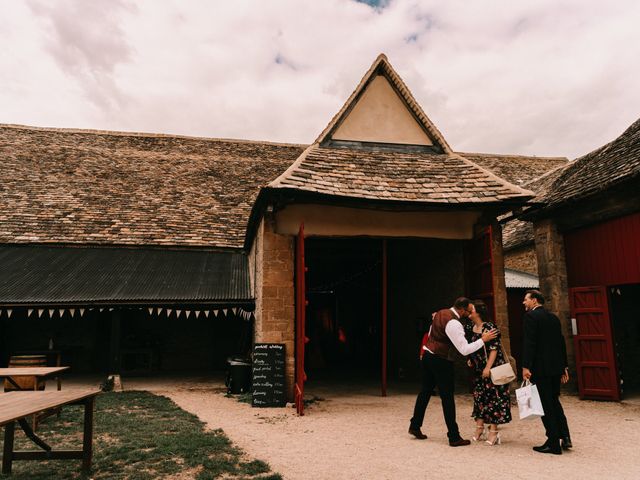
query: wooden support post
[
  {"left": 82, "top": 396, "right": 95, "bottom": 473},
  {"left": 381, "top": 239, "right": 388, "bottom": 397},
  {"left": 2, "top": 421, "right": 15, "bottom": 474},
  {"left": 108, "top": 310, "right": 122, "bottom": 374}
]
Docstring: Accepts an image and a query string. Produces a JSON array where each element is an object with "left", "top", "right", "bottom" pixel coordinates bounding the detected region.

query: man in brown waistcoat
[{"left": 409, "top": 297, "right": 497, "bottom": 446}]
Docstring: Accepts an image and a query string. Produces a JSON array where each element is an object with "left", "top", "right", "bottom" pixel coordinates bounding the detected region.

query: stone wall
[
  {"left": 252, "top": 213, "right": 296, "bottom": 400},
  {"left": 533, "top": 219, "right": 575, "bottom": 383},
  {"left": 490, "top": 223, "right": 511, "bottom": 353},
  {"left": 504, "top": 244, "right": 538, "bottom": 275}
]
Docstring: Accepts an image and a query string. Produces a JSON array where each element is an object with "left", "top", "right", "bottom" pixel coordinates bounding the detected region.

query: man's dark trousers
[
  {"left": 410, "top": 351, "right": 460, "bottom": 441},
  {"left": 534, "top": 374, "right": 570, "bottom": 444}
]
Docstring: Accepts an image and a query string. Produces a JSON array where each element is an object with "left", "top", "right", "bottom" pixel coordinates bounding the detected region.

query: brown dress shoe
[
  {"left": 408, "top": 428, "right": 427, "bottom": 439},
  {"left": 449, "top": 438, "right": 471, "bottom": 447}
]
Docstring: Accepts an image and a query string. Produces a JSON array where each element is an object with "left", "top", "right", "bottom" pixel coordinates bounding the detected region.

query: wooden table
[
  {"left": 0, "top": 367, "right": 70, "bottom": 392},
  {"left": 0, "top": 367, "right": 71, "bottom": 430},
  {"left": 0, "top": 390, "right": 100, "bottom": 475},
  {"left": 14, "top": 351, "right": 64, "bottom": 390}
]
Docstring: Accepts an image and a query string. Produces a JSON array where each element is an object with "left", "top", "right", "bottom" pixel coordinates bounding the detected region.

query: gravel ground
[{"left": 159, "top": 381, "right": 640, "bottom": 480}]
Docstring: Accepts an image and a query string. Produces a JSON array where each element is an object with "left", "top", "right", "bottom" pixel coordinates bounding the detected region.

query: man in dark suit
[{"left": 522, "top": 290, "right": 572, "bottom": 455}]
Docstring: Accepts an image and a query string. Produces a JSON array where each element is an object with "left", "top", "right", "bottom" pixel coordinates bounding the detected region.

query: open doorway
[
  {"left": 305, "top": 238, "right": 382, "bottom": 381},
  {"left": 303, "top": 237, "right": 467, "bottom": 386},
  {"left": 610, "top": 283, "right": 640, "bottom": 399}
]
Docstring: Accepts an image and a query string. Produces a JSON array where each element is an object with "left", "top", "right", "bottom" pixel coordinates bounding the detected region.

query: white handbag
[
  {"left": 483, "top": 343, "right": 517, "bottom": 385},
  {"left": 515, "top": 380, "right": 545, "bottom": 420}
]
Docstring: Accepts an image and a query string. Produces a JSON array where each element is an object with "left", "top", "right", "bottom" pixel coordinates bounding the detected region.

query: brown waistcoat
[{"left": 425, "top": 308, "right": 457, "bottom": 360}]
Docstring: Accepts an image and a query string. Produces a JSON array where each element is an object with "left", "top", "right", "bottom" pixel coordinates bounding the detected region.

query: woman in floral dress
[{"left": 465, "top": 300, "right": 512, "bottom": 445}]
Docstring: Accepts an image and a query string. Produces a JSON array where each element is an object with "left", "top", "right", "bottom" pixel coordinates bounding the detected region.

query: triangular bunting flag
[
  {"left": 232, "top": 308, "right": 237, "bottom": 316},
  {"left": 70, "top": 309, "right": 75, "bottom": 317},
  {"left": 204, "top": 310, "right": 210, "bottom": 318},
  {"left": 195, "top": 311, "right": 200, "bottom": 318},
  {"left": 38, "top": 309, "right": 44, "bottom": 318},
  {"left": 223, "top": 309, "right": 228, "bottom": 316},
  {"left": 7, "top": 309, "right": 12, "bottom": 318},
  {"left": 28, "top": 309, "right": 34, "bottom": 317},
  {"left": 99, "top": 308, "right": 104, "bottom": 312},
  {"left": 185, "top": 310, "right": 191, "bottom": 319},
  {"left": 109, "top": 308, "right": 114, "bottom": 311},
  {"left": 167, "top": 309, "right": 173, "bottom": 317},
  {"left": 176, "top": 310, "right": 182, "bottom": 318},
  {"left": 59, "top": 309, "right": 65, "bottom": 317},
  {"left": 213, "top": 309, "right": 219, "bottom": 317},
  {"left": 48, "top": 309, "right": 55, "bottom": 317},
  {"left": 148, "top": 308, "right": 153, "bottom": 315},
  {"left": 157, "top": 308, "right": 163, "bottom": 315},
  {"left": 80, "top": 308, "right": 85, "bottom": 317}
]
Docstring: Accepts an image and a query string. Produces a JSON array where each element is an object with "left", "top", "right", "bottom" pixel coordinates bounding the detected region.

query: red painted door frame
[
  {"left": 381, "top": 239, "right": 388, "bottom": 397},
  {"left": 295, "top": 224, "right": 307, "bottom": 415},
  {"left": 570, "top": 286, "right": 620, "bottom": 401},
  {"left": 468, "top": 226, "right": 496, "bottom": 320}
]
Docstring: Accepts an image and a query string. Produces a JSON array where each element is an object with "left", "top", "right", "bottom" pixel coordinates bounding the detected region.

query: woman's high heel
[
  {"left": 486, "top": 429, "right": 501, "bottom": 446},
  {"left": 472, "top": 426, "right": 486, "bottom": 441}
]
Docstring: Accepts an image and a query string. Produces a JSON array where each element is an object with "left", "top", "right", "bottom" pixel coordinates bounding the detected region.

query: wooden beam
[{"left": 381, "top": 239, "right": 388, "bottom": 397}]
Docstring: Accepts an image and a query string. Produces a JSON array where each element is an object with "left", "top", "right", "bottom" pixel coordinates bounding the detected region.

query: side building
[{"left": 520, "top": 118, "right": 640, "bottom": 401}]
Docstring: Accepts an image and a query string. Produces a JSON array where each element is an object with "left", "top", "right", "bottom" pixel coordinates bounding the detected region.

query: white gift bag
[{"left": 516, "top": 380, "right": 545, "bottom": 420}]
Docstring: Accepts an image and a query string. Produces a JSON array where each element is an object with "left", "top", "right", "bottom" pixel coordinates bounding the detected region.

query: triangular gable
[{"left": 315, "top": 54, "right": 451, "bottom": 152}]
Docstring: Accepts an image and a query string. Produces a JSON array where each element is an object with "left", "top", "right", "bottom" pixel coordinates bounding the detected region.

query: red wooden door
[
  {"left": 468, "top": 226, "right": 495, "bottom": 320},
  {"left": 295, "top": 224, "right": 307, "bottom": 415},
  {"left": 570, "top": 286, "right": 620, "bottom": 400}
]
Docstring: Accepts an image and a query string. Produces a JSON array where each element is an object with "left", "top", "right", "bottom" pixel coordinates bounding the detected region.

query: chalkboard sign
[{"left": 252, "top": 343, "right": 286, "bottom": 407}]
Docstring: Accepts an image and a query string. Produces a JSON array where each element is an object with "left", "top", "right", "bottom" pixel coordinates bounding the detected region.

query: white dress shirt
[
  {"left": 445, "top": 308, "right": 485, "bottom": 356},
  {"left": 425, "top": 307, "right": 485, "bottom": 356}
]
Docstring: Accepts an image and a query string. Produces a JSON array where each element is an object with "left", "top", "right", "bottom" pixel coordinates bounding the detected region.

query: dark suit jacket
[{"left": 522, "top": 306, "right": 568, "bottom": 377}]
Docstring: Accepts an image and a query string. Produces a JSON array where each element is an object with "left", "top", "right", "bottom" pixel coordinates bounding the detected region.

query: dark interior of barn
[
  {"left": 0, "top": 307, "right": 251, "bottom": 375},
  {"left": 610, "top": 283, "right": 640, "bottom": 397},
  {"left": 304, "top": 237, "right": 466, "bottom": 384}
]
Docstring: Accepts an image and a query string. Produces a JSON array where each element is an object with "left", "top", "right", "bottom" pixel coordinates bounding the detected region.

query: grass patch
[{"left": 0, "top": 391, "right": 281, "bottom": 480}]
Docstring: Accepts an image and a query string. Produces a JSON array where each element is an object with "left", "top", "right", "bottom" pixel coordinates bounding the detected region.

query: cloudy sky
[{"left": 1, "top": 0, "right": 639, "bottom": 158}]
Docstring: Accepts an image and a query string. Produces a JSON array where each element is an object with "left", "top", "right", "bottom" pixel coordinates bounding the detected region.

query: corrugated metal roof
[
  {"left": 504, "top": 268, "right": 539, "bottom": 289},
  {"left": 0, "top": 245, "right": 252, "bottom": 306}
]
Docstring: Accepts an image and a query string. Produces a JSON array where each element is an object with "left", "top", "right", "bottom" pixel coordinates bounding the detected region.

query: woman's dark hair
[{"left": 472, "top": 299, "right": 491, "bottom": 322}]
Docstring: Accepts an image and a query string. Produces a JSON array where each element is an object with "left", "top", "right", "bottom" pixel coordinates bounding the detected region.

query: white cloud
[{"left": 1, "top": 0, "right": 639, "bottom": 158}]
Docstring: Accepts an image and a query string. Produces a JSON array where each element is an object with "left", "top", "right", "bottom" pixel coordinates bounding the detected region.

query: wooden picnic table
[
  {"left": 0, "top": 390, "right": 100, "bottom": 475},
  {"left": 0, "top": 367, "right": 70, "bottom": 391}
]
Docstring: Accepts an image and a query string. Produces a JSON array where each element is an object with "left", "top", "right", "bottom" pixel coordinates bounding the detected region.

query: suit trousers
[
  {"left": 533, "top": 374, "right": 570, "bottom": 444},
  {"left": 410, "top": 352, "right": 460, "bottom": 441}
]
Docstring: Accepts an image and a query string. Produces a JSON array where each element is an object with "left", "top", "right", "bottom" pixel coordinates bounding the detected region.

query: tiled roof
[
  {"left": 460, "top": 152, "right": 568, "bottom": 187},
  {"left": 539, "top": 118, "right": 640, "bottom": 207},
  {"left": 502, "top": 164, "right": 567, "bottom": 249},
  {"left": 269, "top": 146, "right": 534, "bottom": 204},
  {"left": 0, "top": 124, "right": 304, "bottom": 248},
  {"left": 503, "top": 118, "right": 640, "bottom": 248},
  {"left": 502, "top": 218, "right": 535, "bottom": 250}
]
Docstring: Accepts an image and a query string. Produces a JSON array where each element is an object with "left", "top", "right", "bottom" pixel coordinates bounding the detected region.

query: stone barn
[{"left": 0, "top": 54, "right": 582, "bottom": 409}]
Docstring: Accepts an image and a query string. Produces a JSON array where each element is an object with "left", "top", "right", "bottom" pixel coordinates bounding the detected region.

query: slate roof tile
[
  {"left": 0, "top": 124, "right": 304, "bottom": 249},
  {"left": 270, "top": 146, "right": 534, "bottom": 204}
]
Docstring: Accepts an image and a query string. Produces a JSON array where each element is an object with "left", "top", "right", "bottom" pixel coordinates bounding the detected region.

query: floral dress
[{"left": 465, "top": 322, "right": 512, "bottom": 425}]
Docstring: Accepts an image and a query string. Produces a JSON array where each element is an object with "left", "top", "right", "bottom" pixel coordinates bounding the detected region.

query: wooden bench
[{"left": 0, "top": 390, "right": 100, "bottom": 475}]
